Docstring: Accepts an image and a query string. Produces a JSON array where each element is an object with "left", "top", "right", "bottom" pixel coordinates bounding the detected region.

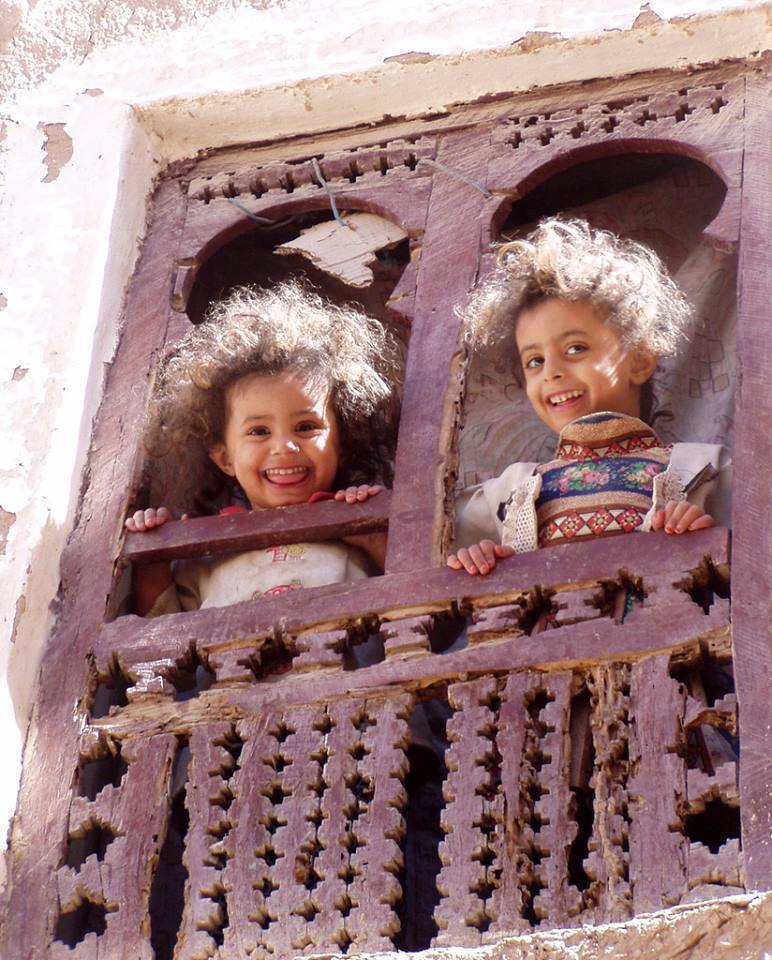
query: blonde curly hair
[
  {"left": 463, "top": 218, "right": 693, "bottom": 358},
  {"left": 143, "top": 280, "right": 402, "bottom": 515}
]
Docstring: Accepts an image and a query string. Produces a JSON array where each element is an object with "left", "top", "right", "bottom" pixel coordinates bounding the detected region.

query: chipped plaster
[
  {"left": 0, "top": 0, "right": 768, "bottom": 893},
  {"left": 38, "top": 121, "right": 73, "bottom": 182}
]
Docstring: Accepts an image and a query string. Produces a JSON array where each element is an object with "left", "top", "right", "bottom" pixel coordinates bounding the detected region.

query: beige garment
[{"left": 148, "top": 540, "right": 372, "bottom": 616}]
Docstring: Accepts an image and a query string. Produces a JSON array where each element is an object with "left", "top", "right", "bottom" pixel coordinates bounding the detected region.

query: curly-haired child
[
  {"left": 448, "top": 217, "right": 730, "bottom": 576},
  {"left": 126, "top": 280, "right": 401, "bottom": 616}
]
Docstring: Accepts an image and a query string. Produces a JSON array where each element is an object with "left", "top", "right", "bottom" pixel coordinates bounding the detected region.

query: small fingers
[
  {"left": 448, "top": 547, "right": 479, "bottom": 575},
  {"left": 686, "top": 512, "right": 714, "bottom": 531},
  {"left": 335, "top": 484, "right": 384, "bottom": 503},
  {"left": 662, "top": 501, "right": 712, "bottom": 534},
  {"left": 651, "top": 508, "right": 666, "bottom": 531},
  {"left": 124, "top": 507, "right": 171, "bottom": 533}
]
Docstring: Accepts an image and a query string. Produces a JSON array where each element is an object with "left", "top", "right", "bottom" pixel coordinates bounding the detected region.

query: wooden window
[{"left": 4, "top": 60, "right": 769, "bottom": 959}]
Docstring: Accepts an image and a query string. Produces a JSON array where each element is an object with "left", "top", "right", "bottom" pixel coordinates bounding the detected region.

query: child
[
  {"left": 448, "top": 218, "right": 730, "bottom": 575},
  {"left": 126, "top": 280, "right": 401, "bottom": 615}
]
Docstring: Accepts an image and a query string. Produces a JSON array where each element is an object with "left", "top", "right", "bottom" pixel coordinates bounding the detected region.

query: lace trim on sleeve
[
  {"left": 641, "top": 465, "right": 686, "bottom": 531},
  {"left": 501, "top": 473, "right": 542, "bottom": 554}
]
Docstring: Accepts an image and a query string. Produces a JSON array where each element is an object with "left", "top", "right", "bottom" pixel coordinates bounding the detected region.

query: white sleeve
[{"left": 453, "top": 462, "right": 539, "bottom": 550}]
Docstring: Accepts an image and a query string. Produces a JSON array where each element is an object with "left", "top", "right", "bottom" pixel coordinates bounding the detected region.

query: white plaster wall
[{"left": 0, "top": 0, "right": 768, "bottom": 885}]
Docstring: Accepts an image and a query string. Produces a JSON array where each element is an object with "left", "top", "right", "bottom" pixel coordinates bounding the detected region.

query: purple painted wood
[
  {"left": 731, "top": 67, "right": 772, "bottom": 891},
  {"left": 123, "top": 493, "right": 390, "bottom": 564},
  {"left": 385, "top": 130, "right": 495, "bottom": 573},
  {"left": 100, "top": 526, "right": 728, "bottom": 667}
]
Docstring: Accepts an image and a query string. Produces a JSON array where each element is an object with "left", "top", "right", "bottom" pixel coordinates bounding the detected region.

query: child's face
[
  {"left": 209, "top": 372, "right": 341, "bottom": 510},
  {"left": 515, "top": 298, "right": 657, "bottom": 434}
]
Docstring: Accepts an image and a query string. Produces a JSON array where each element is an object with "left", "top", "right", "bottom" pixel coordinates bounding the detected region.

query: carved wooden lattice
[{"left": 2, "top": 60, "right": 769, "bottom": 960}]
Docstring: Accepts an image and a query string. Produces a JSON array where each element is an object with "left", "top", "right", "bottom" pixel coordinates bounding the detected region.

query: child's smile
[
  {"left": 515, "top": 298, "right": 657, "bottom": 434},
  {"left": 209, "top": 372, "right": 341, "bottom": 510}
]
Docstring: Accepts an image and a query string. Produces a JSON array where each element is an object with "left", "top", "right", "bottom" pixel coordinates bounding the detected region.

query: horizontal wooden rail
[
  {"left": 102, "top": 526, "right": 728, "bottom": 668},
  {"left": 122, "top": 492, "right": 391, "bottom": 564},
  {"left": 93, "top": 600, "right": 730, "bottom": 739}
]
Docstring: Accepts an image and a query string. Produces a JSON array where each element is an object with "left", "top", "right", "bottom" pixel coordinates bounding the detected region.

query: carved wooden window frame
[{"left": 3, "top": 59, "right": 769, "bottom": 959}]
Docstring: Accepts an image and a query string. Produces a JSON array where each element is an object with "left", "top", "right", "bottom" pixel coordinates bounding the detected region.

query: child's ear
[
  {"left": 209, "top": 443, "right": 235, "bottom": 476},
  {"left": 630, "top": 349, "right": 659, "bottom": 385}
]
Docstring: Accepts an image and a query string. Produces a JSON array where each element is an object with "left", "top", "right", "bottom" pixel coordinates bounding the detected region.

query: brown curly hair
[
  {"left": 462, "top": 217, "right": 693, "bottom": 358},
  {"left": 143, "top": 280, "right": 403, "bottom": 515}
]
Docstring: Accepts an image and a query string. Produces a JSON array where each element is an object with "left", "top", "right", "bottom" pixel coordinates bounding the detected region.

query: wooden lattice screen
[{"left": 2, "top": 59, "right": 769, "bottom": 960}]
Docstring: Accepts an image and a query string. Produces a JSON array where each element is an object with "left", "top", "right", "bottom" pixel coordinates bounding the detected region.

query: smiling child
[
  {"left": 127, "top": 280, "right": 401, "bottom": 615},
  {"left": 448, "top": 218, "right": 730, "bottom": 575}
]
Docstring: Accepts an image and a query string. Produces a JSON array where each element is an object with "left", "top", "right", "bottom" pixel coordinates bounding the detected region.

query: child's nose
[
  {"left": 274, "top": 435, "right": 300, "bottom": 453},
  {"left": 542, "top": 353, "right": 564, "bottom": 378}
]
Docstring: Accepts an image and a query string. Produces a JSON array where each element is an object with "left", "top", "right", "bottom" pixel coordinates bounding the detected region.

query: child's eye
[
  {"left": 297, "top": 420, "right": 322, "bottom": 433},
  {"left": 523, "top": 355, "right": 544, "bottom": 370},
  {"left": 247, "top": 425, "right": 270, "bottom": 437},
  {"left": 566, "top": 343, "right": 588, "bottom": 356}
]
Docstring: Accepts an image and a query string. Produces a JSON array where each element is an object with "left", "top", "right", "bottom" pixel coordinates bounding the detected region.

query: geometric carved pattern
[
  {"left": 433, "top": 650, "right": 741, "bottom": 945},
  {"left": 187, "top": 137, "right": 437, "bottom": 202},
  {"left": 175, "top": 695, "right": 411, "bottom": 958},
  {"left": 52, "top": 736, "right": 177, "bottom": 959},
  {"left": 493, "top": 79, "right": 738, "bottom": 154}
]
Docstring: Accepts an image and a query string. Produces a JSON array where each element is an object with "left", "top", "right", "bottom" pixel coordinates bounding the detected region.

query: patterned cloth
[{"left": 535, "top": 412, "right": 671, "bottom": 548}]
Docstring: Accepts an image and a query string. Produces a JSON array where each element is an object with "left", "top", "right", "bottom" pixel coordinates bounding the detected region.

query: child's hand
[
  {"left": 125, "top": 506, "right": 173, "bottom": 532},
  {"left": 334, "top": 484, "right": 384, "bottom": 504},
  {"left": 447, "top": 540, "right": 514, "bottom": 576},
  {"left": 652, "top": 501, "right": 714, "bottom": 534}
]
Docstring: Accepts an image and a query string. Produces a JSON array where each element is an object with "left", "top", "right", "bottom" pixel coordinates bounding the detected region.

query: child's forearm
[{"left": 132, "top": 561, "right": 173, "bottom": 616}]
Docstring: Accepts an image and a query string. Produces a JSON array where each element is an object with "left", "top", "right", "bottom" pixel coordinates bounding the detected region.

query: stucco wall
[{"left": 0, "top": 0, "right": 769, "bottom": 889}]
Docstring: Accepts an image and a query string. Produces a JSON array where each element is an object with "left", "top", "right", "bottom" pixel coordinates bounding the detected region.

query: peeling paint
[
  {"left": 11, "top": 593, "right": 26, "bottom": 643},
  {"left": 11, "top": 366, "right": 27, "bottom": 381},
  {"left": 0, "top": 508, "right": 15, "bottom": 555},
  {"left": 633, "top": 3, "right": 664, "bottom": 28},
  {"left": 383, "top": 51, "right": 438, "bottom": 65},
  {"left": 513, "top": 30, "right": 563, "bottom": 51},
  {"left": 38, "top": 122, "right": 73, "bottom": 183}
]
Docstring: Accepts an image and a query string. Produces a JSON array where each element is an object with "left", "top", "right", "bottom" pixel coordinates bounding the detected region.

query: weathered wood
[
  {"left": 174, "top": 723, "right": 237, "bottom": 959},
  {"left": 253, "top": 704, "right": 329, "bottom": 956},
  {"left": 102, "top": 526, "right": 728, "bottom": 666},
  {"left": 385, "top": 129, "right": 496, "bottom": 573},
  {"left": 530, "top": 673, "right": 584, "bottom": 926},
  {"left": 345, "top": 694, "right": 411, "bottom": 951},
  {"left": 94, "top": 603, "right": 730, "bottom": 741},
  {"left": 52, "top": 736, "right": 176, "bottom": 960},
  {"left": 731, "top": 67, "right": 772, "bottom": 891},
  {"left": 381, "top": 614, "right": 433, "bottom": 661},
  {"left": 122, "top": 493, "right": 390, "bottom": 565},
  {"left": 220, "top": 717, "right": 277, "bottom": 958},
  {"left": 627, "top": 654, "right": 688, "bottom": 912},
  {"left": 583, "top": 664, "right": 634, "bottom": 923},
  {"left": 3, "top": 179, "right": 188, "bottom": 960},
  {"left": 435, "top": 677, "right": 501, "bottom": 945},
  {"left": 177, "top": 176, "right": 432, "bottom": 271},
  {"left": 487, "top": 74, "right": 744, "bottom": 255},
  {"left": 485, "top": 672, "right": 538, "bottom": 939}
]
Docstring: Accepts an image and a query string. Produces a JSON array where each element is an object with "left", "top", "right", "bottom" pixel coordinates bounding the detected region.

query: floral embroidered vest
[{"left": 535, "top": 412, "right": 670, "bottom": 548}]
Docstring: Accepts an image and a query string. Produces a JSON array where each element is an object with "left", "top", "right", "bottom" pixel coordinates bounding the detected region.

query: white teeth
[
  {"left": 549, "top": 390, "right": 584, "bottom": 405},
  {"left": 266, "top": 467, "right": 307, "bottom": 476}
]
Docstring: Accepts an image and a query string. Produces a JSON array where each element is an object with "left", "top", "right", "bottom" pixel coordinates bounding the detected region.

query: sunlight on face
[
  {"left": 208, "top": 372, "right": 341, "bottom": 510},
  {"left": 515, "top": 298, "right": 657, "bottom": 434}
]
